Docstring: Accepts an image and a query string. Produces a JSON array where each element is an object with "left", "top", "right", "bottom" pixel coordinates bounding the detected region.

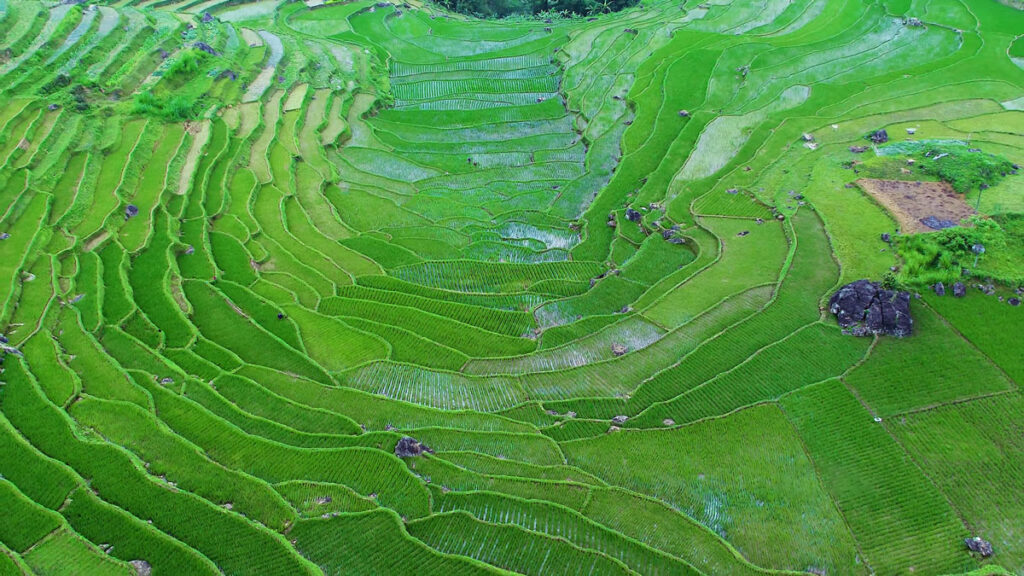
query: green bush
[{"left": 133, "top": 90, "right": 199, "bottom": 121}]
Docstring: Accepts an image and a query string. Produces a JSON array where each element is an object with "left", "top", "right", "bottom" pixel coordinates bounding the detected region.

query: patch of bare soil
[{"left": 857, "top": 178, "right": 975, "bottom": 233}]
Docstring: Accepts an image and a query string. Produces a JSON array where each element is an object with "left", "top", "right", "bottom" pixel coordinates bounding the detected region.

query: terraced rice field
[{"left": 0, "top": 0, "right": 1022, "bottom": 574}]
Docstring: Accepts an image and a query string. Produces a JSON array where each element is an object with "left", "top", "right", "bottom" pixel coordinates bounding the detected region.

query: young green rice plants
[
  {"left": 563, "top": 404, "right": 862, "bottom": 574},
  {"left": 889, "top": 393, "right": 1024, "bottom": 574},
  {"left": 781, "top": 379, "right": 976, "bottom": 575}
]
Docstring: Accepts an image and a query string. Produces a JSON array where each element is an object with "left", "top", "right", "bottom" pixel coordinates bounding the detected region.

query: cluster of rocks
[
  {"left": 394, "top": 436, "right": 433, "bottom": 458},
  {"left": 829, "top": 279, "right": 913, "bottom": 337},
  {"left": 933, "top": 281, "right": 1021, "bottom": 306},
  {"left": 125, "top": 204, "right": 139, "bottom": 219},
  {"left": 661, "top": 225, "right": 685, "bottom": 245}
]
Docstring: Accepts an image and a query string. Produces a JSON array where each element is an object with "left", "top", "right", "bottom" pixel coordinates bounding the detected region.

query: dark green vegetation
[{"left": 0, "top": 0, "right": 1022, "bottom": 574}]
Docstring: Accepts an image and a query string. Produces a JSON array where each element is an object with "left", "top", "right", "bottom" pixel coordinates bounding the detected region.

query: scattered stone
[
  {"left": 736, "top": 230, "right": 750, "bottom": 237},
  {"left": 184, "top": 245, "right": 195, "bottom": 256},
  {"left": 130, "top": 560, "right": 152, "bottom": 576},
  {"left": 667, "top": 237, "right": 685, "bottom": 245},
  {"left": 394, "top": 436, "right": 433, "bottom": 458},
  {"left": 953, "top": 282, "right": 966, "bottom": 297},
  {"left": 607, "top": 213, "right": 617, "bottom": 228},
  {"left": 933, "top": 282, "right": 945, "bottom": 296},
  {"left": 48, "top": 103, "right": 60, "bottom": 111},
  {"left": 801, "top": 133, "right": 814, "bottom": 142},
  {"left": 881, "top": 233, "right": 891, "bottom": 243},
  {"left": 1009, "top": 297, "right": 1020, "bottom": 307},
  {"left": 906, "top": 127, "right": 916, "bottom": 135},
  {"left": 277, "top": 313, "right": 285, "bottom": 320},
  {"left": 678, "top": 110, "right": 690, "bottom": 117},
  {"left": 920, "top": 215, "right": 957, "bottom": 230},
  {"left": 611, "top": 415, "right": 628, "bottom": 424},
  {"left": 202, "top": 11, "right": 213, "bottom": 22},
  {"left": 566, "top": 411, "right": 576, "bottom": 418},
  {"left": 662, "top": 418, "right": 675, "bottom": 426},
  {"left": 726, "top": 188, "right": 738, "bottom": 194},
  {"left": 160, "top": 377, "right": 174, "bottom": 385},
  {"left": 868, "top": 129, "right": 889, "bottom": 144},
  {"left": 314, "top": 495, "right": 332, "bottom": 505},
  {"left": 964, "top": 537, "right": 994, "bottom": 557},
  {"left": 849, "top": 145, "right": 867, "bottom": 153},
  {"left": 0, "top": 233, "right": 9, "bottom": 240},
  {"left": 625, "top": 208, "right": 642, "bottom": 222},
  {"left": 828, "top": 279, "right": 913, "bottom": 337},
  {"left": 125, "top": 204, "right": 139, "bottom": 219},
  {"left": 611, "top": 343, "right": 628, "bottom": 357},
  {"left": 905, "top": 16, "right": 924, "bottom": 27},
  {"left": 608, "top": 426, "right": 621, "bottom": 432}
]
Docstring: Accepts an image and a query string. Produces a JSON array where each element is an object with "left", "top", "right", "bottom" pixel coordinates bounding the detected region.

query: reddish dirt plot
[{"left": 856, "top": 178, "right": 975, "bottom": 233}]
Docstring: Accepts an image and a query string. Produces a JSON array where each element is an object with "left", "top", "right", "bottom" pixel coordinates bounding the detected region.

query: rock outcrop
[
  {"left": 394, "top": 436, "right": 433, "bottom": 458},
  {"left": 828, "top": 280, "right": 913, "bottom": 337}
]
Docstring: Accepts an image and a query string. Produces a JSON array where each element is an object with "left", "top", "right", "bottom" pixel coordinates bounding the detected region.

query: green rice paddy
[{"left": 0, "top": 0, "right": 1022, "bottom": 574}]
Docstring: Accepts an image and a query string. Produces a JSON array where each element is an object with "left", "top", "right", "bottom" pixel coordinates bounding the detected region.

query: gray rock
[
  {"left": 933, "top": 282, "right": 945, "bottom": 296},
  {"left": 193, "top": 42, "right": 218, "bottom": 56},
  {"left": 0, "top": 233, "right": 10, "bottom": 240},
  {"left": 130, "top": 560, "right": 152, "bottom": 576},
  {"left": 869, "top": 129, "right": 889, "bottom": 144},
  {"left": 952, "top": 282, "right": 966, "bottom": 298},
  {"left": 965, "top": 537, "right": 993, "bottom": 557},
  {"left": 394, "top": 436, "right": 433, "bottom": 458},
  {"left": 125, "top": 204, "right": 139, "bottom": 219},
  {"left": 849, "top": 145, "right": 868, "bottom": 153},
  {"left": 1008, "top": 297, "right": 1020, "bottom": 307},
  {"left": 611, "top": 343, "right": 628, "bottom": 356},
  {"left": 625, "top": 208, "right": 642, "bottom": 223},
  {"left": 611, "top": 415, "right": 628, "bottom": 424},
  {"left": 828, "top": 279, "right": 913, "bottom": 337},
  {"left": 920, "top": 216, "right": 957, "bottom": 230}
]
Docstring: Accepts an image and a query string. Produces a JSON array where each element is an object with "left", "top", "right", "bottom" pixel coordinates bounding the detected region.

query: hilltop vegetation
[{"left": 0, "top": 0, "right": 1022, "bottom": 574}]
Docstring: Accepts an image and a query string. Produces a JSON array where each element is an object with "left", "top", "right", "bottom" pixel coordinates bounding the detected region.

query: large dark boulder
[
  {"left": 829, "top": 280, "right": 913, "bottom": 337},
  {"left": 952, "top": 282, "right": 966, "bottom": 298},
  {"left": 625, "top": 208, "right": 642, "bottom": 223},
  {"left": 394, "top": 436, "right": 433, "bottom": 458}
]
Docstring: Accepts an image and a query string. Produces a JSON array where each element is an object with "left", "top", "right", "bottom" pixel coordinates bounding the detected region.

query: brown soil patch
[{"left": 856, "top": 178, "right": 975, "bottom": 233}]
